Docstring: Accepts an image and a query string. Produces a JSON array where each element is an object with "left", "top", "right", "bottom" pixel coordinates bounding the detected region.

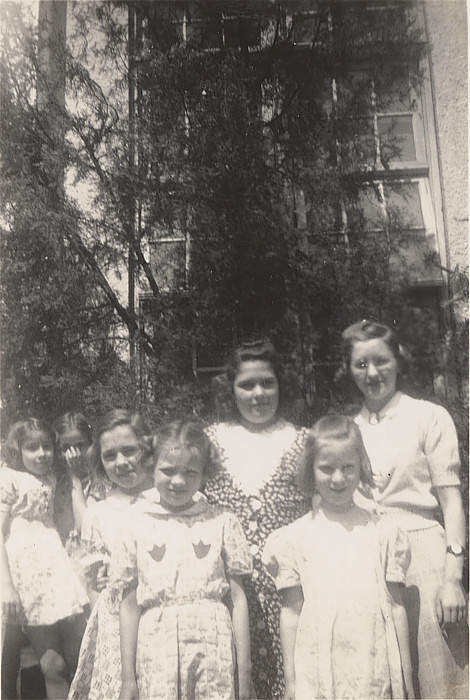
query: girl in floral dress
[
  {"left": 68, "top": 409, "right": 154, "bottom": 700},
  {"left": 1, "top": 418, "right": 89, "bottom": 700},
  {"left": 263, "top": 415, "right": 414, "bottom": 700},
  {"left": 204, "top": 339, "right": 310, "bottom": 699},
  {"left": 118, "top": 420, "right": 252, "bottom": 700}
]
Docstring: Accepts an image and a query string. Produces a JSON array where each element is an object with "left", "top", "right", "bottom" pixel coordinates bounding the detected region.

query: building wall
[{"left": 423, "top": 0, "right": 468, "bottom": 272}]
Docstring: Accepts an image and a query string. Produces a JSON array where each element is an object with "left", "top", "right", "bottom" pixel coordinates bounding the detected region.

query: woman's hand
[
  {"left": 119, "top": 679, "right": 139, "bottom": 700},
  {"left": 284, "top": 679, "right": 296, "bottom": 700},
  {"left": 2, "top": 584, "right": 22, "bottom": 622},
  {"left": 435, "top": 579, "right": 468, "bottom": 629},
  {"left": 237, "top": 670, "right": 254, "bottom": 699}
]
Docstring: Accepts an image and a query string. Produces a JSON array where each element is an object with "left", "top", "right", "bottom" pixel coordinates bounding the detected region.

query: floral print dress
[
  {"left": 113, "top": 491, "right": 252, "bottom": 700},
  {"left": 69, "top": 491, "right": 142, "bottom": 700},
  {"left": 0, "top": 467, "right": 88, "bottom": 626},
  {"left": 204, "top": 420, "right": 310, "bottom": 700}
]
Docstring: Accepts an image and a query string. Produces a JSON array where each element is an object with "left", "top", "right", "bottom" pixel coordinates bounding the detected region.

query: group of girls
[{"left": 0, "top": 326, "right": 468, "bottom": 700}]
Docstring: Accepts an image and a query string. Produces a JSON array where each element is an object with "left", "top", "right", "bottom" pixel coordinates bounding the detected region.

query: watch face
[{"left": 449, "top": 544, "right": 465, "bottom": 556}]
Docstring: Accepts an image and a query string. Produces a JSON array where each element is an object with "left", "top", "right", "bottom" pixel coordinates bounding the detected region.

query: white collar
[
  {"left": 138, "top": 489, "right": 209, "bottom": 517},
  {"left": 355, "top": 391, "right": 404, "bottom": 425}
]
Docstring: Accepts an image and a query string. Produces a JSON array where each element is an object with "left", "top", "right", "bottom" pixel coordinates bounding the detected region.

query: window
[
  {"left": 150, "top": 236, "right": 188, "bottom": 291},
  {"left": 163, "top": 3, "right": 262, "bottom": 52},
  {"left": 351, "top": 179, "right": 441, "bottom": 283},
  {"left": 148, "top": 210, "right": 190, "bottom": 292},
  {"left": 338, "top": 66, "right": 426, "bottom": 172}
]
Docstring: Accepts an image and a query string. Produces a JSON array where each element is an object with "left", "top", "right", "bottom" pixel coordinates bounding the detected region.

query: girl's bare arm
[
  {"left": 280, "top": 586, "right": 303, "bottom": 700},
  {"left": 387, "top": 582, "right": 414, "bottom": 699},
  {"left": 119, "top": 587, "right": 141, "bottom": 700},
  {"left": 1, "top": 509, "right": 21, "bottom": 620},
  {"left": 229, "top": 574, "right": 253, "bottom": 699}
]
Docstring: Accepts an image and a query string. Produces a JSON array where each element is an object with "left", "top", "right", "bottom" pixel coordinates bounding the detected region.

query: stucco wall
[{"left": 423, "top": 0, "right": 468, "bottom": 272}]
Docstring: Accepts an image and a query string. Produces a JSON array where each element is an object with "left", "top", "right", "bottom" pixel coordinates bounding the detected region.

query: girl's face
[
  {"left": 233, "top": 360, "right": 279, "bottom": 428},
  {"left": 154, "top": 447, "right": 204, "bottom": 512},
  {"left": 313, "top": 438, "right": 361, "bottom": 512},
  {"left": 349, "top": 338, "right": 399, "bottom": 411},
  {"left": 21, "top": 430, "right": 54, "bottom": 477},
  {"left": 99, "top": 424, "right": 147, "bottom": 492},
  {"left": 59, "top": 427, "right": 91, "bottom": 479}
]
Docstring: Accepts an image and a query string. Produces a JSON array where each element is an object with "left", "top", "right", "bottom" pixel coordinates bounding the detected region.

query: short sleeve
[
  {"left": 111, "top": 517, "right": 138, "bottom": 590},
  {"left": 422, "top": 404, "right": 461, "bottom": 487},
  {"left": 380, "top": 521, "right": 411, "bottom": 584},
  {"left": 0, "top": 468, "right": 18, "bottom": 511},
  {"left": 262, "top": 526, "right": 301, "bottom": 591},
  {"left": 81, "top": 506, "right": 107, "bottom": 555},
  {"left": 222, "top": 512, "right": 252, "bottom": 576}
]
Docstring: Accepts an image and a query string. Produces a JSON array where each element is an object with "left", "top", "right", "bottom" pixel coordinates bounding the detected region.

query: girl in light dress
[
  {"left": 1, "top": 417, "right": 89, "bottom": 700},
  {"left": 68, "top": 409, "right": 154, "bottom": 700},
  {"left": 262, "top": 414, "right": 414, "bottom": 700},
  {"left": 204, "top": 339, "right": 310, "bottom": 699},
  {"left": 2, "top": 411, "right": 108, "bottom": 700},
  {"left": 118, "top": 420, "right": 253, "bottom": 700}
]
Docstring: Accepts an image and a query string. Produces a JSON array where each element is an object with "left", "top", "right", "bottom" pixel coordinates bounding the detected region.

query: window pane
[
  {"left": 378, "top": 115, "right": 416, "bottom": 162},
  {"left": 186, "top": 19, "right": 223, "bottom": 49},
  {"left": 376, "top": 69, "right": 412, "bottom": 112},
  {"left": 224, "top": 17, "right": 261, "bottom": 48},
  {"left": 385, "top": 182, "right": 424, "bottom": 228},
  {"left": 390, "top": 229, "right": 430, "bottom": 276},
  {"left": 291, "top": 12, "right": 325, "bottom": 45},
  {"left": 151, "top": 240, "right": 186, "bottom": 290},
  {"left": 356, "top": 187, "right": 384, "bottom": 230}
]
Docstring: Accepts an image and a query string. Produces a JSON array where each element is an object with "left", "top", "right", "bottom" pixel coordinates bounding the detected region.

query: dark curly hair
[
  {"left": 296, "top": 414, "right": 374, "bottom": 497},
  {"left": 150, "top": 420, "right": 220, "bottom": 484},
  {"left": 52, "top": 412, "right": 93, "bottom": 449},
  {"left": 211, "top": 338, "right": 288, "bottom": 420}
]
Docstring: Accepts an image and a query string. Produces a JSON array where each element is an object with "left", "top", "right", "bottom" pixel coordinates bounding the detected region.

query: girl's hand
[
  {"left": 2, "top": 585, "right": 22, "bottom": 621},
  {"left": 119, "top": 679, "right": 139, "bottom": 699},
  {"left": 95, "top": 564, "right": 109, "bottom": 592},
  {"left": 64, "top": 446, "right": 87, "bottom": 480},
  {"left": 435, "top": 579, "right": 468, "bottom": 629},
  {"left": 237, "top": 670, "right": 254, "bottom": 699},
  {"left": 284, "top": 680, "right": 296, "bottom": 700}
]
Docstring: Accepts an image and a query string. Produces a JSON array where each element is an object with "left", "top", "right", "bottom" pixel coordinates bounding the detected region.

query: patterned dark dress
[{"left": 204, "top": 420, "right": 310, "bottom": 700}]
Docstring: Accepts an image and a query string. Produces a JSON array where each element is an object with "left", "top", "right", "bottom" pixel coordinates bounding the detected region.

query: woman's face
[
  {"left": 99, "top": 424, "right": 148, "bottom": 492},
  {"left": 233, "top": 360, "right": 279, "bottom": 428},
  {"left": 349, "top": 338, "right": 399, "bottom": 411}
]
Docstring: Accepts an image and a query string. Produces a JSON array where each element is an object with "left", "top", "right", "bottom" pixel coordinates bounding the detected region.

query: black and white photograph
[{"left": 0, "top": 1, "right": 468, "bottom": 698}]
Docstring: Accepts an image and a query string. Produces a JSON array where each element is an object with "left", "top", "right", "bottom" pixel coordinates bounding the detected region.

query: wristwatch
[{"left": 446, "top": 544, "right": 466, "bottom": 557}]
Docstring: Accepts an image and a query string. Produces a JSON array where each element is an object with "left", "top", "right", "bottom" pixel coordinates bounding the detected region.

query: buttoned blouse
[{"left": 354, "top": 392, "right": 460, "bottom": 530}]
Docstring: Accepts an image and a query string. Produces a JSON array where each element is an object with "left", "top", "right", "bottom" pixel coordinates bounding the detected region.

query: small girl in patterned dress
[
  {"left": 118, "top": 420, "right": 253, "bottom": 700},
  {"left": 1, "top": 417, "right": 89, "bottom": 700}
]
